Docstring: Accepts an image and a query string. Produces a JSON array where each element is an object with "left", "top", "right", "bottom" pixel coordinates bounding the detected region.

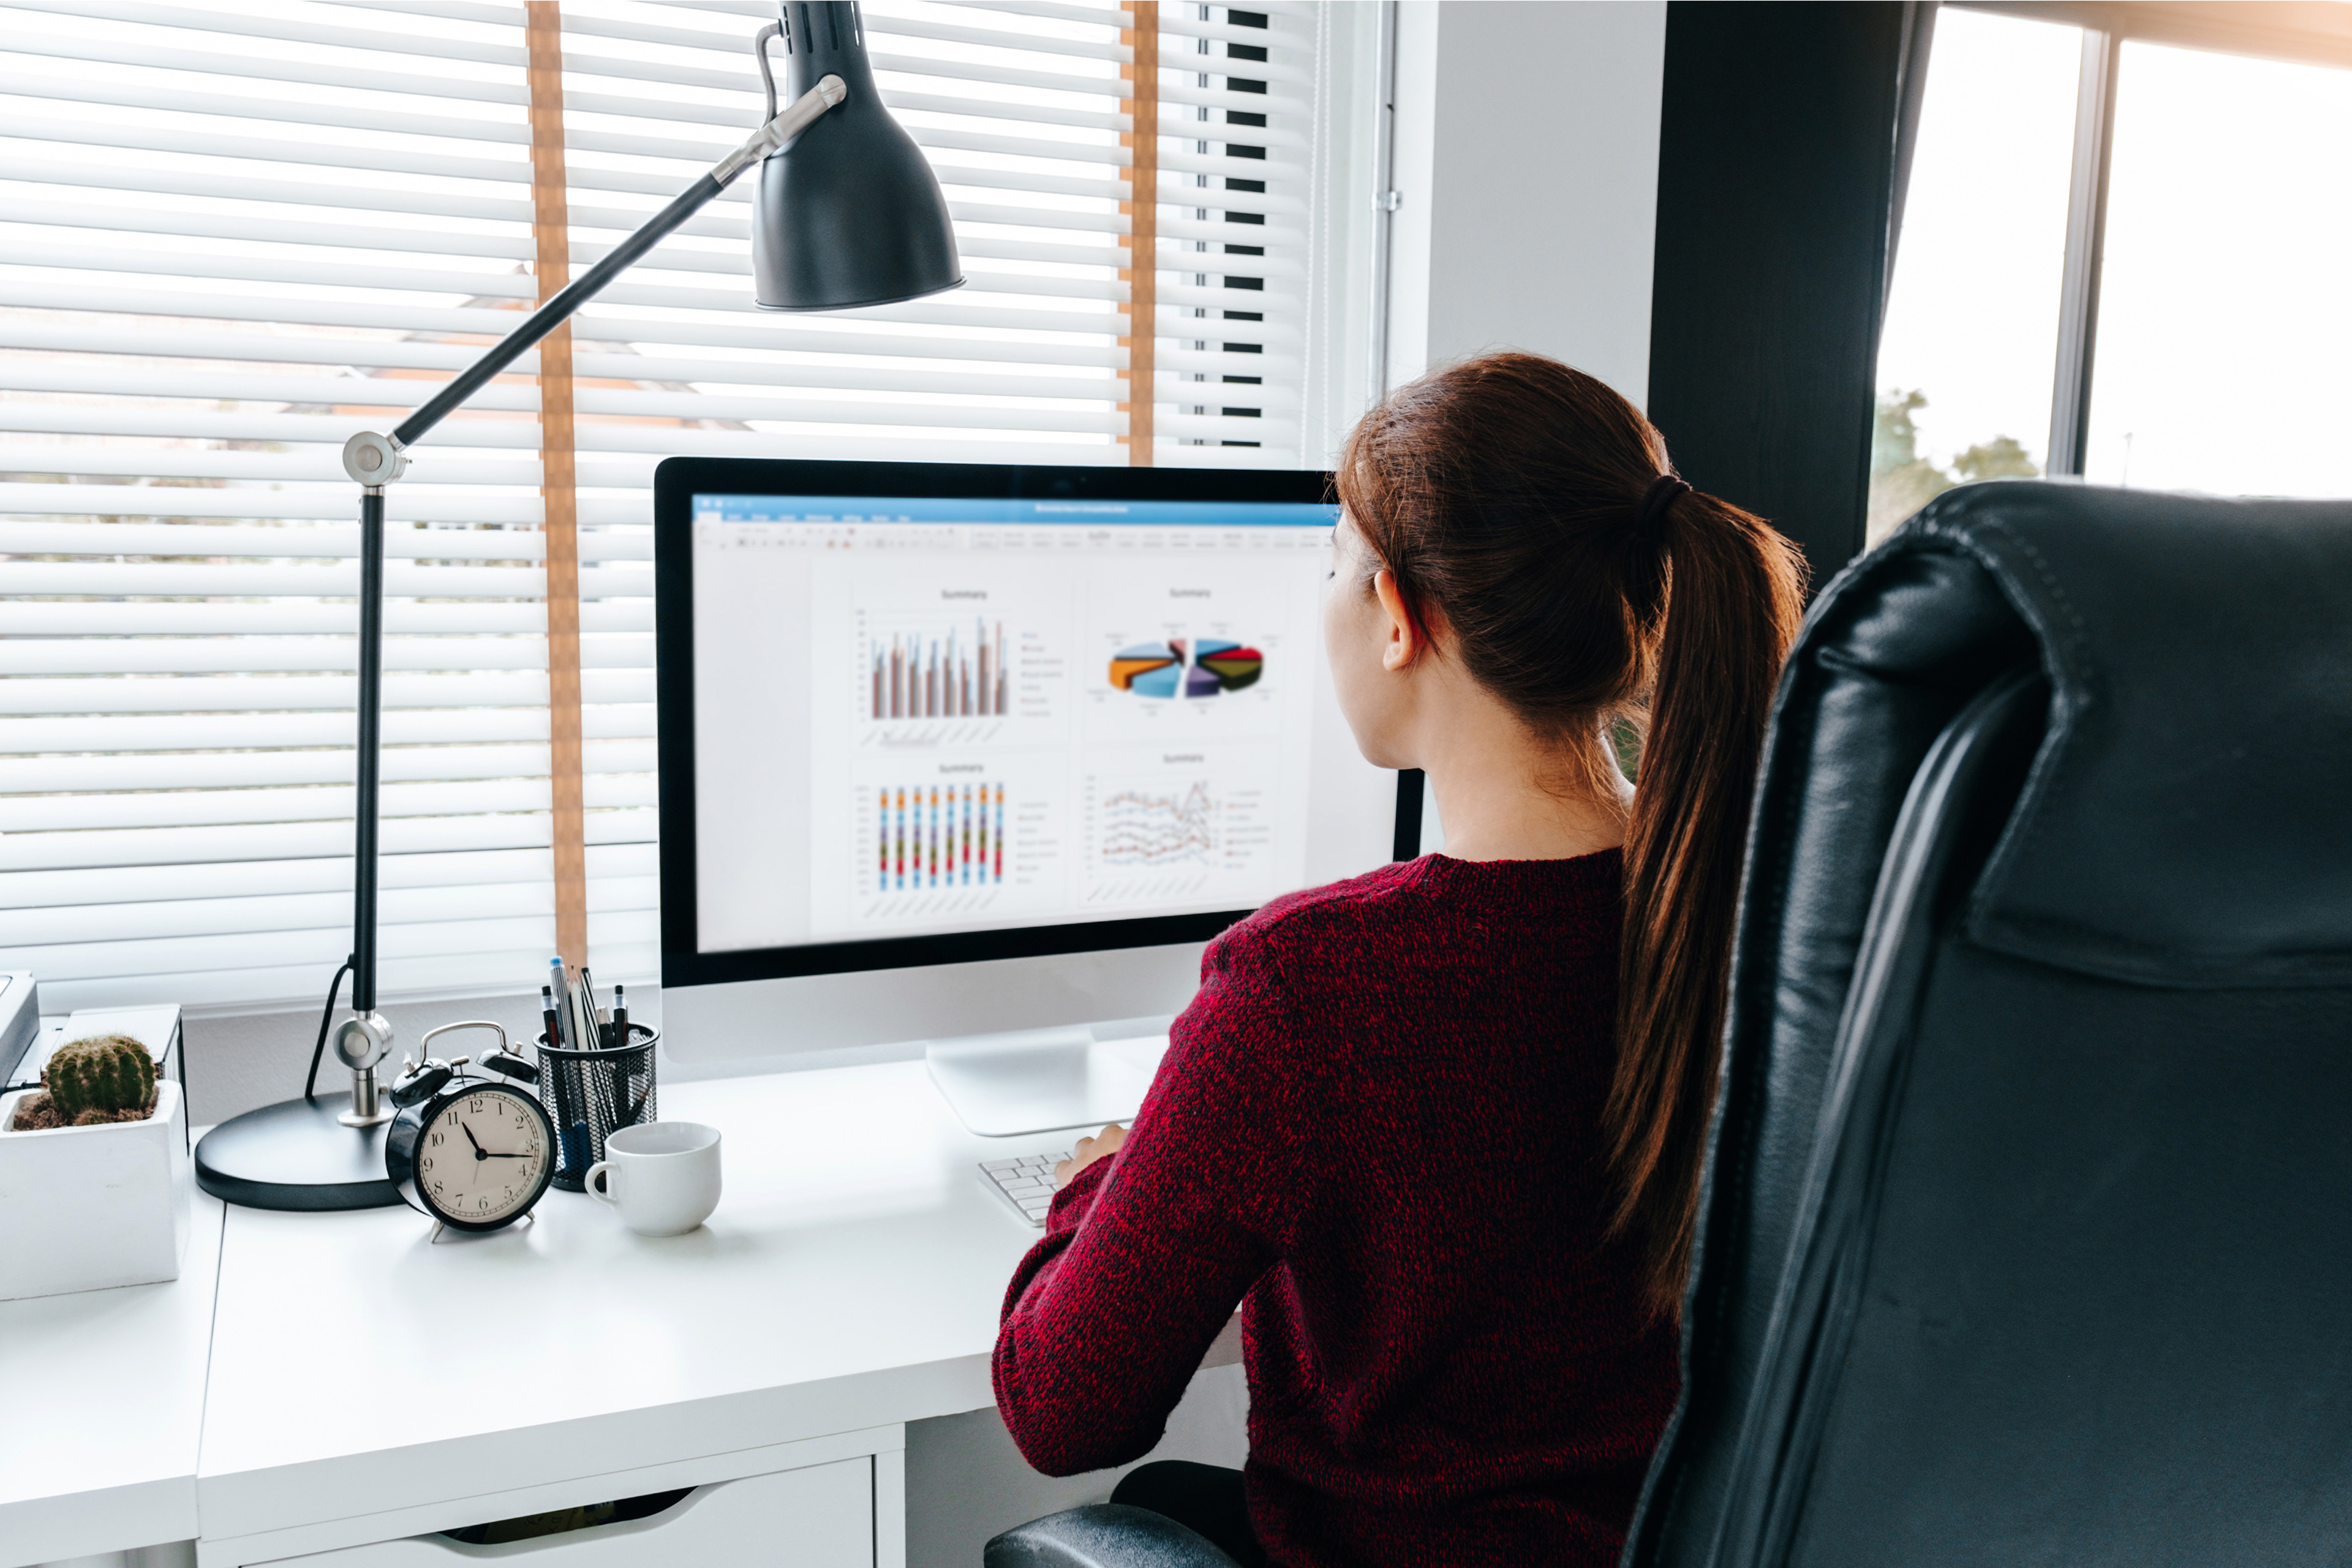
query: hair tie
[{"left": 1634, "top": 474, "right": 1692, "bottom": 539}]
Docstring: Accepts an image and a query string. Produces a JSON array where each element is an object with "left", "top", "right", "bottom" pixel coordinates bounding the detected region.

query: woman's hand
[{"left": 1055, "top": 1123, "right": 1127, "bottom": 1188}]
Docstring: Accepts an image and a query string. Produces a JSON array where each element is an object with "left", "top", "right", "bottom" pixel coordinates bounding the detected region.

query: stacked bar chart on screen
[
  {"left": 875, "top": 782, "right": 1007, "bottom": 892},
  {"left": 1108, "top": 639, "right": 1265, "bottom": 700},
  {"left": 872, "top": 619, "right": 1009, "bottom": 720}
]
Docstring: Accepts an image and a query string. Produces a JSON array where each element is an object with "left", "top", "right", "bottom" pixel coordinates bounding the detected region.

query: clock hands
[
  {"left": 402, "top": 1042, "right": 552, "bottom": 1234},
  {"left": 456, "top": 1120, "right": 534, "bottom": 1161}
]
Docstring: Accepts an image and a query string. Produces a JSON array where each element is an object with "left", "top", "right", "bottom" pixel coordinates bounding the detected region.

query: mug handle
[{"left": 585, "top": 1160, "right": 622, "bottom": 1207}]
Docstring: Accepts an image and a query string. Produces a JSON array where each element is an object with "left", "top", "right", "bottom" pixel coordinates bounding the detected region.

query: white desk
[
  {"left": 194, "top": 1061, "right": 1077, "bottom": 1567},
  {"left": 0, "top": 1189, "right": 222, "bottom": 1568}
]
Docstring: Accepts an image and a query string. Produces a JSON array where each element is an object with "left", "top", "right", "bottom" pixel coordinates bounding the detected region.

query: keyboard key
[{"left": 980, "top": 1151, "right": 1074, "bottom": 1228}]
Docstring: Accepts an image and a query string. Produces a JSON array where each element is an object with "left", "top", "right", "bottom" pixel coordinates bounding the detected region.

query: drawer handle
[{"left": 439, "top": 1487, "right": 693, "bottom": 1547}]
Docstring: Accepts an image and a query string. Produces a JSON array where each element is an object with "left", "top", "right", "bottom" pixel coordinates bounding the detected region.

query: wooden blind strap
[
  {"left": 525, "top": 1, "right": 588, "bottom": 971},
  {"left": 1120, "top": 3, "right": 1159, "bottom": 466}
]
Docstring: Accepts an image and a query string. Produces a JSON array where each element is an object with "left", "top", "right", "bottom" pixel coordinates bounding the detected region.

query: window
[
  {"left": 1873, "top": 3, "right": 2352, "bottom": 543},
  {"left": 1872, "top": 7, "right": 2079, "bottom": 543},
  {"left": 0, "top": 0, "right": 1373, "bottom": 1011},
  {"left": 2084, "top": 40, "right": 2352, "bottom": 495}
]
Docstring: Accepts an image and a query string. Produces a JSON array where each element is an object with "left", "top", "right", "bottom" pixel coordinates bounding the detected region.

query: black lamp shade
[{"left": 755, "top": 1, "right": 963, "bottom": 311}]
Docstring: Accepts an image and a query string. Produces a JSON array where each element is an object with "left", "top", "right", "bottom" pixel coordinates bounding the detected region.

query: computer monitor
[{"left": 655, "top": 458, "right": 1412, "bottom": 1065}]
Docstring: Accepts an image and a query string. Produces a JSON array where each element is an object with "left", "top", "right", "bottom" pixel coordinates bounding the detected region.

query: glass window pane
[
  {"left": 2085, "top": 42, "right": 2352, "bottom": 497},
  {"left": 1871, "top": 9, "right": 2082, "bottom": 543}
]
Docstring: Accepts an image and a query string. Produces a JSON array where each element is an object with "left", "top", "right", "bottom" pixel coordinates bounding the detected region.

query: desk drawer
[{"left": 266, "top": 1457, "right": 870, "bottom": 1568}]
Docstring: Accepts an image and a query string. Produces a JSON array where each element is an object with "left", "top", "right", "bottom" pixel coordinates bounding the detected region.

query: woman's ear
[{"left": 1373, "top": 568, "right": 1427, "bottom": 673}]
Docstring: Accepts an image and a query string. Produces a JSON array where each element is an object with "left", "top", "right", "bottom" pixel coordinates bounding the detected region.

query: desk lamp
[{"left": 194, "top": 0, "right": 961, "bottom": 1210}]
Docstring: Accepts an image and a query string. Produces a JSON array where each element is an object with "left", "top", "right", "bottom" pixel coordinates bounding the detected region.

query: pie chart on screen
[
  {"left": 1107, "top": 639, "right": 1266, "bottom": 700},
  {"left": 1194, "top": 641, "right": 1264, "bottom": 691},
  {"left": 1110, "top": 643, "right": 1183, "bottom": 697}
]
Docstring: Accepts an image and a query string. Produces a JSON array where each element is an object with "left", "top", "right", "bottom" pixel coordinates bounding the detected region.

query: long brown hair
[{"left": 1335, "top": 353, "right": 1806, "bottom": 1317}]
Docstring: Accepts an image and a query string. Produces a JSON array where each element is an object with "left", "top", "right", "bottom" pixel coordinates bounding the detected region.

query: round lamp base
[{"left": 195, "top": 1095, "right": 402, "bottom": 1210}]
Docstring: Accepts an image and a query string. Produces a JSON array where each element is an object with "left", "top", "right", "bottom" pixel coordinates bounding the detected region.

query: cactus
[{"left": 43, "top": 1034, "right": 157, "bottom": 1125}]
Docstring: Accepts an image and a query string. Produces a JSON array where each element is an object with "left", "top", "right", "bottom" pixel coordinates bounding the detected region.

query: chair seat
[{"left": 984, "top": 1502, "right": 1243, "bottom": 1568}]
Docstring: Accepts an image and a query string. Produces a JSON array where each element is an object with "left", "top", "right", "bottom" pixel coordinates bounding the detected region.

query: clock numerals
[{"left": 412, "top": 1085, "right": 552, "bottom": 1230}]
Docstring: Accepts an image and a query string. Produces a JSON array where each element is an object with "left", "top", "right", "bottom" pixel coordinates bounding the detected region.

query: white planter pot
[{"left": 0, "top": 1079, "right": 190, "bottom": 1300}]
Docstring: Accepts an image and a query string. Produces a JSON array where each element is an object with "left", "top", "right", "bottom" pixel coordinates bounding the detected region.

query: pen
[
  {"left": 574, "top": 971, "right": 599, "bottom": 1054},
  {"left": 546, "top": 957, "right": 570, "bottom": 1049},
  {"left": 541, "top": 985, "right": 564, "bottom": 1055},
  {"left": 611, "top": 984, "right": 628, "bottom": 1049}
]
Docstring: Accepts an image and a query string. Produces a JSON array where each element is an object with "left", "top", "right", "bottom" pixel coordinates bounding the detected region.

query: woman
[{"left": 992, "top": 353, "right": 1806, "bottom": 1567}]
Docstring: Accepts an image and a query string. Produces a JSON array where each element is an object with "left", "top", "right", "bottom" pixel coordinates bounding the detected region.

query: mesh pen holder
[{"left": 537, "top": 1024, "right": 658, "bottom": 1192}]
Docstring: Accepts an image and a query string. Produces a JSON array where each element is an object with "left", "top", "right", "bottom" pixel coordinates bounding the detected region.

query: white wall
[
  {"left": 1386, "top": 1, "right": 1668, "bottom": 409},
  {"left": 180, "top": 986, "right": 570, "bottom": 1128}
]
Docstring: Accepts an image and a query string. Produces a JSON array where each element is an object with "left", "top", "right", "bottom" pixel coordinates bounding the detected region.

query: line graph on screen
[{"left": 1097, "top": 779, "right": 1218, "bottom": 868}]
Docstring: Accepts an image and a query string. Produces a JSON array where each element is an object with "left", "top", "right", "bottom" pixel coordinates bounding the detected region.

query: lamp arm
[
  {"left": 342, "top": 74, "right": 848, "bottom": 482},
  {"left": 324, "top": 72, "right": 849, "bottom": 1107}
]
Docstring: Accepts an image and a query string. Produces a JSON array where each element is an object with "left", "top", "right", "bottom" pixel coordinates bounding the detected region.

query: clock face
[{"left": 416, "top": 1087, "right": 550, "bottom": 1226}]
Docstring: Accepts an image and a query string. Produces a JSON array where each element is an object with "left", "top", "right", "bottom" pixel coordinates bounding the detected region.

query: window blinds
[{"left": 0, "top": 0, "right": 1353, "bottom": 1012}]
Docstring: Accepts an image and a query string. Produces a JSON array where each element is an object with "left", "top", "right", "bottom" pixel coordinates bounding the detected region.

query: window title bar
[{"left": 693, "top": 494, "right": 1340, "bottom": 528}]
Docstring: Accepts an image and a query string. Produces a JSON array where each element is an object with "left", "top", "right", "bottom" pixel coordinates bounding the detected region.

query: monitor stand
[{"left": 925, "top": 1016, "right": 1172, "bottom": 1137}]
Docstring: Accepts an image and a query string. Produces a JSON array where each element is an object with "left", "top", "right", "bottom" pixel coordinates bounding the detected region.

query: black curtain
[{"left": 1646, "top": 2, "right": 1918, "bottom": 589}]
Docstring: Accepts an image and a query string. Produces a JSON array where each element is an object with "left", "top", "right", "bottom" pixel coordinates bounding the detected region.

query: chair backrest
[{"left": 1626, "top": 481, "right": 2352, "bottom": 1568}]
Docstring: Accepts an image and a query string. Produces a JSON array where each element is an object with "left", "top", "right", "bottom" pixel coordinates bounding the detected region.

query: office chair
[
  {"left": 987, "top": 1503, "right": 1240, "bottom": 1568},
  {"left": 1628, "top": 479, "right": 2352, "bottom": 1567},
  {"left": 989, "top": 481, "right": 2352, "bottom": 1568}
]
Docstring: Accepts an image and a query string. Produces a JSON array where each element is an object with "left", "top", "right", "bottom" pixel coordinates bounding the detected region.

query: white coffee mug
[{"left": 584, "top": 1121, "right": 722, "bottom": 1236}]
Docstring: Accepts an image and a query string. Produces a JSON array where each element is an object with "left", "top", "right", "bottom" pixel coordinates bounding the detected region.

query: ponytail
[
  {"left": 1609, "top": 492, "right": 1804, "bottom": 1317},
  {"left": 1337, "top": 352, "right": 1806, "bottom": 1319}
]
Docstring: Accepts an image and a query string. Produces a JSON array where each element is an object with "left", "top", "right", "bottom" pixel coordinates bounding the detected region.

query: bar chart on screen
[
  {"left": 853, "top": 606, "right": 1061, "bottom": 749},
  {"left": 873, "top": 619, "right": 1008, "bottom": 718}
]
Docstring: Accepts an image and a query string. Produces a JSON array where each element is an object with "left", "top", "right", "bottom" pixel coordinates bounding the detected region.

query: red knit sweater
[{"left": 993, "top": 851, "right": 1681, "bottom": 1567}]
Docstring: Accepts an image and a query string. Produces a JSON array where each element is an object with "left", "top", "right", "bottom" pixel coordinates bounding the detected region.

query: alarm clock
[{"left": 384, "top": 1020, "right": 556, "bottom": 1239}]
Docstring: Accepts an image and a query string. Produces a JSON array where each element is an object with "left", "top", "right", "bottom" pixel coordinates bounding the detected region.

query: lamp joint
[
  {"left": 713, "top": 74, "right": 848, "bottom": 186},
  {"left": 342, "top": 431, "right": 410, "bottom": 487}
]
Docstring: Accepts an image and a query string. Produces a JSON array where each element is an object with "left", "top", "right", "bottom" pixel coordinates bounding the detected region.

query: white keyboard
[{"left": 979, "top": 1151, "right": 1073, "bottom": 1227}]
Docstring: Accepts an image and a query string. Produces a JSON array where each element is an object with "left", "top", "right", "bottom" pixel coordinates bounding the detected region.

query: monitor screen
[{"left": 657, "top": 459, "right": 1407, "bottom": 985}]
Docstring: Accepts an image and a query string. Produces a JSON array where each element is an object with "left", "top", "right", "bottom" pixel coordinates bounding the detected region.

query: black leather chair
[
  {"left": 1631, "top": 480, "right": 2352, "bottom": 1567},
  {"left": 990, "top": 482, "right": 2352, "bottom": 1568},
  {"left": 987, "top": 1503, "right": 1239, "bottom": 1568}
]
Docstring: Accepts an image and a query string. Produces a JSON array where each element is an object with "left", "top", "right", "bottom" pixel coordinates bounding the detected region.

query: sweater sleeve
[{"left": 992, "top": 921, "right": 1321, "bottom": 1476}]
